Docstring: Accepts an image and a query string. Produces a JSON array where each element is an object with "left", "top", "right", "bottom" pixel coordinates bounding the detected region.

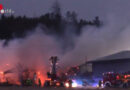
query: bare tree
[{"left": 52, "top": 0, "right": 61, "bottom": 15}]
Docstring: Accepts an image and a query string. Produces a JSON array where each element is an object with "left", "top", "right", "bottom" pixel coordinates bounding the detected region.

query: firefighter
[
  {"left": 38, "top": 78, "right": 41, "bottom": 87},
  {"left": 98, "top": 80, "right": 102, "bottom": 87},
  {"left": 68, "top": 79, "right": 72, "bottom": 87},
  {"left": 26, "top": 78, "right": 32, "bottom": 86},
  {"left": 33, "top": 72, "right": 37, "bottom": 86},
  {"left": 123, "top": 79, "right": 128, "bottom": 88}
]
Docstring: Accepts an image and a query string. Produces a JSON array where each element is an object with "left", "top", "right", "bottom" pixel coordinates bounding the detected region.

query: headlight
[
  {"left": 72, "top": 82, "right": 77, "bottom": 88},
  {"left": 65, "top": 82, "right": 70, "bottom": 88}
]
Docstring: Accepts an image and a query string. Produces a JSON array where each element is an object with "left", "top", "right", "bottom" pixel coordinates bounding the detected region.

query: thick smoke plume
[
  {"left": 0, "top": 14, "right": 130, "bottom": 83},
  {"left": 60, "top": 15, "right": 130, "bottom": 68},
  {"left": 0, "top": 29, "right": 61, "bottom": 84}
]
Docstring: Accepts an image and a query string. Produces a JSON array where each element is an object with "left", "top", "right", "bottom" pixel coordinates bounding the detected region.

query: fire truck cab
[
  {"left": 122, "top": 75, "right": 130, "bottom": 88},
  {"left": 102, "top": 72, "right": 130, "bottom": 88},
  {"left": 103, "top": 72, "right": 122, "bottom": 87}
]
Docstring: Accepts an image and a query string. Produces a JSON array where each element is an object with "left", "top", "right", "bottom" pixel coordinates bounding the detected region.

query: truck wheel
[
  {"left": 44, "top": 81, "right": 50, "bottom": 87},
  {"left": 105, "top": 83, "right": 111, "bottom": 88},
  {"left": 123, "top": 83, "right": 128, "bottom": 88}
]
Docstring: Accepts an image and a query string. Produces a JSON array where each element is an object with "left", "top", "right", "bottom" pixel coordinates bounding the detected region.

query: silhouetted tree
[
  {"left": 52, "top": 0, "right": 61, "bottom": 15},
  {"left": 0, "top": 2, "right": 102, "bottom": 41},
  {"left": 93, "top": 16, "right": 101, "bottom": 27}
]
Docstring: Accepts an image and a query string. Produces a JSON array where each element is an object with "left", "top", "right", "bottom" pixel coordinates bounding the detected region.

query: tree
[
  {"left": 52, "top": 0, "right": 61, "bottom": 15},
  {"left": 66, "top": 11, "right": 77, "bottom": 23},
  {"left": 93, "top": 16, "right": 101, "bottom": 27}
]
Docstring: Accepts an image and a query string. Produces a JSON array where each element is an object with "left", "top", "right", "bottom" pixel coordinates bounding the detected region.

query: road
[{"left": 0, "top": 87, "right": 129, "bottom": 90}]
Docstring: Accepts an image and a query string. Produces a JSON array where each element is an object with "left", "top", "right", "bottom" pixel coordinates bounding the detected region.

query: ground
[{"left": 0, "top": 87, "right": 129, "bottom": 90}]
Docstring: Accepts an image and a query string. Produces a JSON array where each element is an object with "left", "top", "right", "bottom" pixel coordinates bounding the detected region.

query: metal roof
[{"left": 88, "top": 51, "right": 130, "bottom": 63}]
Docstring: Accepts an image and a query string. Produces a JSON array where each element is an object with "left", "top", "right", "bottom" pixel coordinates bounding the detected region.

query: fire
[
  {"left": 37, "top": 71, "right": 40, "bottom": 75},
  {"left": 34, "top": 71, "right": 45, "bottom": 87},
  {"left": 0, "top": 71, "right": 4, "bottom": 75},
  {"left": 0, "top": 56, "right": 59, "bottom": 87},
  {"left": 56, "top": 82, "right": 60, "bottom": 86},
  {"left": 6, "top": 64, "right": 9, "bottom": 66},
  {"left": 46, "top": 78, "right": 51, "bottom": 81},
  {"left": 21, "top": 69, "right": 47, "bottom": 87},
  {"left": 0, "top": 71, "right": 6, "bottom": 83},
  {"left": 0, "top": 68, "right": 48, "bottom": 87}
]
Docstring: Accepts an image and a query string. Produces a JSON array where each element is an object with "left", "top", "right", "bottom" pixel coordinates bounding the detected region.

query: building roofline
[{"left": 87, "top": 58, "right": 130, "bottom": 63}]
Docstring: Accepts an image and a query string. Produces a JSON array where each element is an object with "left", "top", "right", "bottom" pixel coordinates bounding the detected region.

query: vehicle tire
[
  {"left": 44, "top": 81, "right": 50, "bottom": 87},
  {"left": 105, "top": 83, "right": 111, "bottom": 88},
  {"left": 123, "top": 83, "right": 128, "bottom": 88}
]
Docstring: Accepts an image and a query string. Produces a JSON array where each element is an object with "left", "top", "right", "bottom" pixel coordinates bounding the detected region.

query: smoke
[
  {"left": 0, "top": 13, "right": 130, "bottom": 81},
  {"left": 0, "top": 29, "right": 62, "bottom": 84},
  {"left": 60, "top": 14, "right": 130, "bottom": 68}
]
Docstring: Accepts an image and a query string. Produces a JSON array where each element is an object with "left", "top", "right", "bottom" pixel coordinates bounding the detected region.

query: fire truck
[
  {"left": 44, "top": 56, "right": 72, "bottom": 87},
  {"left": 102, "top": 72, "right": 130, "bottom": 88}
]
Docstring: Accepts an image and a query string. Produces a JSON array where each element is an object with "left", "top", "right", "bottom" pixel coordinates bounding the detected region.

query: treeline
[{"left": 0, "top": 3, "right": 102, "bottom": 40}]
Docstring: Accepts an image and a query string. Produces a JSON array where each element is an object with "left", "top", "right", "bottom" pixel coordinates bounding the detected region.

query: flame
[
  {"left": 0, "top": 64, "right": 47, "bottom": 87},
  {"left": 6, "top": 64, "right": 9, "bottom": 66},
  {"left": 56, "top": 82, "right": 60, "bottom": 86},
  {"left": 0, "top": 71, "right": 6, "bottom": 83},
  {"left": 46, "top": 78, "right": 51, "bottom": 81},
  {"left": 35, "top": 71, "right": 43, "bottom": 86},
  {"left": 0, "top": 71, "right": 4, "bottom": 75}
]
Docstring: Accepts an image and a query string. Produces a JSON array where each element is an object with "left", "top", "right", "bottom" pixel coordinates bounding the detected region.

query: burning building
[{"left": 80, "top": 51, "right": 130, "bottom": 77}]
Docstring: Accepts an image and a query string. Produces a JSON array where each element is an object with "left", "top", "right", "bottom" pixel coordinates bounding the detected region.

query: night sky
[{"left": 1, "top": 0, "right": 130, "bottom": 19}]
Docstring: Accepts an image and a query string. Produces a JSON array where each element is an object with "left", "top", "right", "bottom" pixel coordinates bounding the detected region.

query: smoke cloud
[
  {"left": 0, "top": 29, "right": 62, "bottom": 84},
  {"left": 60, "top": 14, "right": 130, "bottom": 68},
  {"left": 0, "top": 14, "right": 130, "bottom": 77}
]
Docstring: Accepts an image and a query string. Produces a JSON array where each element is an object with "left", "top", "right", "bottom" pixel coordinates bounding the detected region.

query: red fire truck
[{"left": 102, "top": 72, "right": 130, "bottom": 88}]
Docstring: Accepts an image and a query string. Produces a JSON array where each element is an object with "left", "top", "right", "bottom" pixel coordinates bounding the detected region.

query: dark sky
[{"left": 1, "top": 0, "right": 130, "bottom": 19}]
